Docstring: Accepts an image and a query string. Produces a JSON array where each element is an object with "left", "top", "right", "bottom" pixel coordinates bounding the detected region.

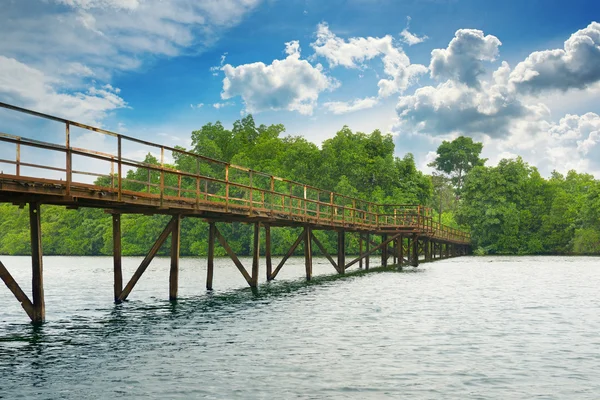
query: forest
[{"left": 1, "top": 115, "right": 599, "bottom": 256}]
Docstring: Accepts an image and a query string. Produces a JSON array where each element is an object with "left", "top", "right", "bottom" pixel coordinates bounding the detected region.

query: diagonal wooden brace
[
  {"left": 0, "top": 260, "right": 35, "bottom": 321},
  {"left": 214, "top": 225, "right": 253, "bottom": 286},
  {"left": 344, "top": 233, "right": 402, "bottom": 270},
  {"left": 270, "top": 229, "right": 305, "bottom": 280},
  {"left": 118, "top": 216, "right": 177, "bottom": 302},
  {"left": 311, "top": 232, "right": 340, "bottom": 273}
]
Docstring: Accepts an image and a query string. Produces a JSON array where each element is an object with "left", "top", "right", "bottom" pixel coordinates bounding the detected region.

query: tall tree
[{"left": 429, "top": 136, "right": 486, "bottom": 194}]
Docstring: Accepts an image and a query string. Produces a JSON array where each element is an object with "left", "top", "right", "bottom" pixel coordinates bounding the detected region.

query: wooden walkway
[{"left": 0, "top": 102, "right": 471, "bottom": 323}]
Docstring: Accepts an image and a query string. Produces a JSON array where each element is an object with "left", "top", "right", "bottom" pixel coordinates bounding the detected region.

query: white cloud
[
  {"left": 400, "top": 17, "right": 428, "bottom": 46},
  {"left": 510, "top": 22, "right": 600, "bottom": 94},
  {"left": 0, "top": 0, "right": 261, "bottom": 125},
  {"left": 221, "top": 41, "right": 337, "bottom": 115},
  {"left": 56, "top": 0, "right": 141, "bottom": 10},
  {"left": 311, "top": 22, "right": 427, "bottom": 97},
  {"left": 190, "top": 103, "right": 204, "bottom": 109},
  {"left": 323, "top": 96, "right": 378, "bottom": 114},
  {"left": 0, "top": 55, "right": 126, "bottom": 125},
  {"left": 400, "top": 29, "right": 428, "bottom": 46},
  {"left": 430, "top": 29, "right": 501, "bottom": 88},
  {"left": 213, "top": 101, "right": 234, "bottom": 109}
]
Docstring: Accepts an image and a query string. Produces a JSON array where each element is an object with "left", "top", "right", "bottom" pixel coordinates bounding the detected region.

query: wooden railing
[{"left": 0, "top": 101, "right": 470, "bottom": 243}]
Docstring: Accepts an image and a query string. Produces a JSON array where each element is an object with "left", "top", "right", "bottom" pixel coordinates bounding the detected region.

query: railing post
[
  {"left": 117, "top": 136, "right": 122, "bottom": 202},
  {"left": 160, "top": 146, "right": 164, "bottom": 206},
  {"left": 65, "top": 122, "right": 72, "bottom": 196},
  {"left": 249, "top": 170, "right": 253, "bottom": 214},
  {"left": 16, "top": 139, "right": 20, "bottom": 176}
]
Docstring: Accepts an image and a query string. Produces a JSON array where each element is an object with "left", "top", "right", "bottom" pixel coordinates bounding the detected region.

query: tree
[{"left": 429, "top": 136, "right": 486, "bottom": 194}]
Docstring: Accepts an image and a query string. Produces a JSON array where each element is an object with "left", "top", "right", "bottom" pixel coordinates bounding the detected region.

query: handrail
[{"left": 0, "top": 102, "right": 470, "bottom": 243}]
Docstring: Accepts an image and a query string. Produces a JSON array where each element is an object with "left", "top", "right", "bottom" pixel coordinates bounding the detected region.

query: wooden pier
[{"left": 0, "top": 102, "right": 471, "bottom": 323}]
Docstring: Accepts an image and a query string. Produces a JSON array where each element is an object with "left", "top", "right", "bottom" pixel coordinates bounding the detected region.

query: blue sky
[{"left": 1, "top": 0, "right": 600, "bottom": 177}]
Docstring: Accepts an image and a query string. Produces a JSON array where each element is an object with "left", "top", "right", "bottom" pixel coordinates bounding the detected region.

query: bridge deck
[{"left": 0, "top": 101, "right": 469, "bottom": 244}]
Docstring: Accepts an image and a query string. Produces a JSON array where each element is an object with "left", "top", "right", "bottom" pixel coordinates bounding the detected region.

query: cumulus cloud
[
  {"left": 430, "top": 29, "right": 502, "bottom": 88},
  {"left": 311, "top": 22, "right": 427, "bottom": 97},
  {"left": 0, "top": 55, "right": 126, "bottom": 125},
  {"left": 221, "top": 41, "right": 337, "bottom": 115},
  {"left": 510, "top": 22, "right": 600, "bottom": 94},
  {"left": 323, "top": 96, "right": 378, "bottom": 114},
  {"left": 395, "top": 60, "right": 542, "bottom": 138},
  {"left": 213, "top": 101, "right": 234, "bottom": 109}
]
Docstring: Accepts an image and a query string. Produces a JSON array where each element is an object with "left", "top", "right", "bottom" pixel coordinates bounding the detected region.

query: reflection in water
[{"left": 1, "top": 256, "right": 600, "bottom": 399}]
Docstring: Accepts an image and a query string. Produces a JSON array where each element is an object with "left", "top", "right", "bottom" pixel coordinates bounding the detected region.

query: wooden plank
[
  {"left": 265, "top": 225, "right": 272, "bottom": 281},
  {"left": 304, "top": 226, "right": 312, "bottom": 281},
  {"left": 29, "top": 202, "right": 45, "bottom": 323},
  {"left": 270, "top": 230, "right": 304, "bottom": 280},
  {"left": 251, "top": 223, "right": 260, "bottom": 287},
  {"left": 0, "top": 260, "right": 34, "bottom": 321},
  {"left": 311, "top": 231, "right": 339, "bottom": 273},
  {"left": 112, "top": 214, "right": 122, "bottom": 302},
  {"left": 344, "top": 233, "right": 401, "bottom": 270},
  {"left": 118, "top": 217, "right": 176, "bottom": 302},
  {"left": 214, "top": 226, "right": 253, "bottom": 286},
  {"left": 207, "top": 222, "right": 215, "bottom": 290},
  {"left": 169, "top": 215, "right": 181, "bottom": 300}
]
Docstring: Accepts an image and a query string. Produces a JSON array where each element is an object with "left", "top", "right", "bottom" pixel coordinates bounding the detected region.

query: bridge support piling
[
  {"left": 365, "top": 233, "right": 370, "bottom": 270},
  {"left": 30, "top": 203, "right": 45, "bottom": 324},
  {"left": 381, "top": 234, "right": 388, "bottom": 268},
  {"left": 206, "top": 222, "right": 215, "bottom": 290},
  {"left": 112, "top": 214, "right": 123, "bottom": 303},
  {"left": 304, "top": 227, "right": 312, "bottom": 281},
  {"left": 265, "top": 225, "right": 272, "bottom": 281},
  {"left": 412, "top": 234, "right": 419, "bottom": 267},
  {"left": 424, "top": 238, "right": 430, "bottom": 262},
  {"left": 169, "top": 215, "right": 181, "bottom": 301},
  {"left": 337, "top": 231, "right": 345, "bottom": 274},
  {"left": 251, "top": 223, "right": 260, "bottom": 287},
  {"left": 397, "top": 235, "right": 403, "bottom": 269},
  {"left": 359, "top": 234, "right": 363, "bottom": 269}
]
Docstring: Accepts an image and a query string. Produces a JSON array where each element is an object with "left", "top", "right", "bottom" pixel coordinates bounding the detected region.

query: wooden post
[
  {"left": 412, "top": 234, "right": 419, "bottom": 267},
  {"left": 16, "top": 140, "right": 20, "bottom": 176},
  {"left": 29, "top": 203, "right": 45, "bottom": 323},
  {"left": 381, "top": 234, "right": 388, "bottom": 267},
  {"left": 169, "top": 215, "right": 181, "bottom": 301},
  {"left": 424, "top": 238, "right": 430, "bottom": 262},
  {"left": 398, "top": 235, "right": 403, "bottom": 267},
  {"left": 265, "top": 225, "right": 272, "bottom": 281},
  {"left": 337, "top": 230, "right": 345, "bottom": 274},
  {"left": 207, "top": 222, "right": 216, "bottom": 290},
  {"left": 251, "top": 222, "right": 260, "bottom": 287},
  {"left": 117, "top": 136, "right": 122, "bottom": 202},
  {"left": 365, "top": 233, "right": 370, "bottom": 270},
  {"left": 112, "top": 214, "right": 122, "bottom": 303},
  {"left": 359, "top": 234, "right": 363, "bottom": 269},
  {"left": 304, "top": 227, "right": 312, "bottom": 281},
  {"left": 65, "top": 122, "right": 71, "bottom": 196}
]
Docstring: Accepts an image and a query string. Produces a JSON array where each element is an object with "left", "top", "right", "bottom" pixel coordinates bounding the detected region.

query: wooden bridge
[{"left": 0, "top": 102, "right": 471, "bottom": 323}]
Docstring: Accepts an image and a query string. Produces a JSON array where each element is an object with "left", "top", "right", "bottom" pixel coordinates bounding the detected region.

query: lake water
[{"left": 1, "top": 255, "right": 600, "bottom": 399}]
